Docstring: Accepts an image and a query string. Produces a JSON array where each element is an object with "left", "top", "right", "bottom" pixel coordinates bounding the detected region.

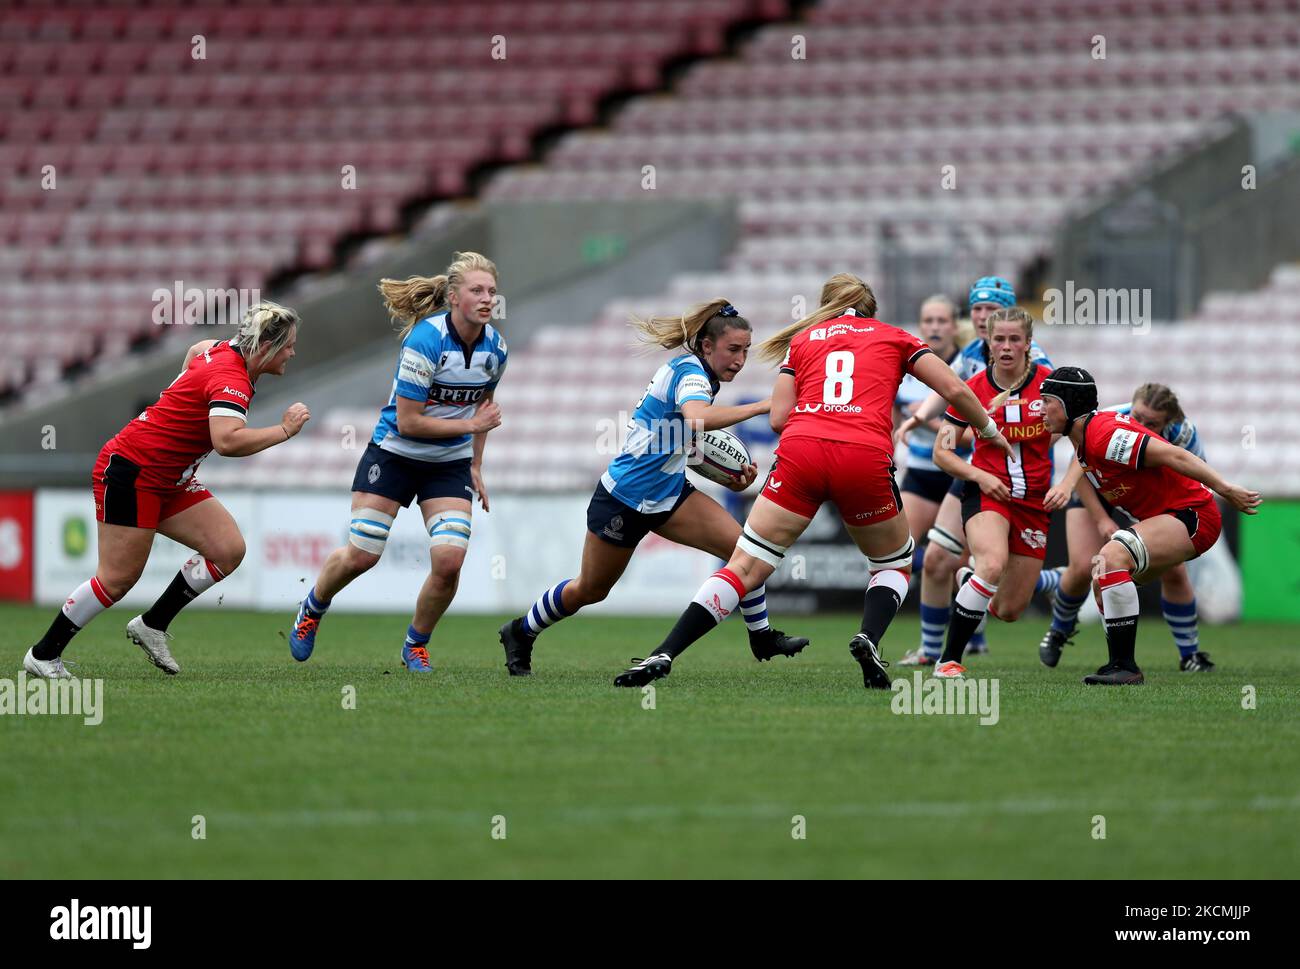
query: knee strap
[
  {"left": 427, "top": 511, "right": 471, "bottom": 550},
  {"left": 869, "top": 536, "right": 914, "bottom": 573},
  {"left": 926, "top": 525, "right": 964, "bottom": 556},
  {"left": 738, "top": 525, "right": 787, "bottom": 569},
  {"left": 349, "top": 508, "right": 395, "bottom": 556},
  {"left": 1110, "top": 528, "right": 1149, "bottom": 576}
]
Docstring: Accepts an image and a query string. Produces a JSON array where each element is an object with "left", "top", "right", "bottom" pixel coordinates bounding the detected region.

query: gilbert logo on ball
[{"left": 689, "top": 429, "right": 751, "bottom": 486}]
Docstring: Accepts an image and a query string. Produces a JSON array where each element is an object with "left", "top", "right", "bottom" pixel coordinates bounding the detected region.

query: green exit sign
[{"left": 581, "top": 234, "right": 626, "bottom": 264}]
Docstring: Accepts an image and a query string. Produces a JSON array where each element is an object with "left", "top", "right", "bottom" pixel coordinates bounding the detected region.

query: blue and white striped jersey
[
  {"left": 601, "top": 354, "right": 718, "bottom": 514},
  {"left": 954, "top": 335, "right": 1053, "bottom": 381},
  {"left": 1104, "top": 402, "right": 1205, "bottom": 459},
  {"left": 896, "top": 347, "right": 971, "bottom": 472},
  {"left": 371, "top": 311, "right": 508, "bottom": 463}
]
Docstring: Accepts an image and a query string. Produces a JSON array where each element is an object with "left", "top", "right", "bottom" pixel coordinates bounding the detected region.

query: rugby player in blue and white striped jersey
[
  {"left": 498, "top": 299, "right": 808, "bottom": 678},
  {"left": 289, "top": 252, "right": 506, "bottom": 671}
]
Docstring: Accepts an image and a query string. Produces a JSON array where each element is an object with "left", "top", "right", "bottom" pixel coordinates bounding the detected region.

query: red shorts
[
  {"left": 959, "top": 483, "right": 1050, "bottom": 560},
  {"left": 92, "top": 447, "right": 212, "bottom": 530},
  {"left": 760, "top": 437, "right": 902, "bottom": 525},
  {"left": 1174, "top": 498, "right": 1222, "bottom": 558}
]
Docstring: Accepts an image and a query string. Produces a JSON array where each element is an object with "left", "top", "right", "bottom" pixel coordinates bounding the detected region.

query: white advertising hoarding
[
  {"left": 35, "top": 490, "right": 258, "bottom": 609},
  {"left": 34, "top": 490, "right": 714, "bottom": 616}
]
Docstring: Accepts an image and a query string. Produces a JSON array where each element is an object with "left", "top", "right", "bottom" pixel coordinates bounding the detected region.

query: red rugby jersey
[
  {"left": 944, "top": 362, "right": 1053, "bottom": 500},
  {"left": 1078, "top": 409, "right": 1213, "bottom": 520},
  {"left": 104, "top": 340, "right": 255, "bottom": 488},
  {"left": 778, "top": 310, "right": 931, "bottom": 452}
]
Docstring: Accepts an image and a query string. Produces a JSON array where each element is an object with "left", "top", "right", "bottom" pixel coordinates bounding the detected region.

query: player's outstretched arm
[
  {"left": 1142, "top": 436, "right": 1262, "bottom": 514},
  {"left": 209, "top": 403, "right": 310, "bottom": 458},
  {"left": 680, "top": 397, "right": 769, "bottom": 433},
  {"left": 911, "top": 353, "right": 1013, "bottom": 459},
  {"left": 911, "top": 389, "right": 947, "bottom": 424}
]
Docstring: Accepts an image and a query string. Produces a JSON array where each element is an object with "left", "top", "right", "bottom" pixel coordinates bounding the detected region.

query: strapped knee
[
  {"left": 349, "top": 508, "right": 394, "bottom": 556},
  {"left": 869, "top": 536, "right": 914, "bottom": 573},
  {"left": 926, "top": 525, "right": 964, "bottom": 556},
  {"left": 738, "top": 525, "right": 787, "bottom": 568},
  {"left": 1109, "top": 528, "right": 1149, "bottom": 575},
  {"left": 427, "top": 511, "right": 471, "bottom": 550}
]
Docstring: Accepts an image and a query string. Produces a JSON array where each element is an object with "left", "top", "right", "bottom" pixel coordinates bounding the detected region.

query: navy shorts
[
  {"left": 947, "top": 475, "right": 966, "bottom": 498},
  {"left": 586, "top": 480, "right": 697, "bottom": 549},
  {"left": 1065, "top": 493, "right": 1126, "bottom": 519},
  {"left": 900, "top": 467, "right": 953, "bottom": 504},
  {"left": 351, "top": 442, "right": 474, "bottom": 507}
]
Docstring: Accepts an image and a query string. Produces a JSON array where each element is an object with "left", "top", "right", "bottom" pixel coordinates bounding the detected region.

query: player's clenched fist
[
  {"left": 470, "top": 400, "right": 502, "bottom": 433},
  {"left": 281, "top": 402, "right": 311, "bottom": 438}
]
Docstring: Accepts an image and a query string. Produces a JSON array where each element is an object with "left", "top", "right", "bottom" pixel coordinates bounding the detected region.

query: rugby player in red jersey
[
  {"left": 22, "top": 302, "right": 309, "bottom": 679},
  {"left": 1039, "top": 366, "right": 1260, "bottom": 685},
  {"left": 614, "top": 273, "right": 1013, "bottom": 689},
  {"left": 931, "top": 307, "right": 1078, "bottom": 678}
]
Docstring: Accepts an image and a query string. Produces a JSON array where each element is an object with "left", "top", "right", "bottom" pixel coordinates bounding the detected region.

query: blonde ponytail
[
  {"left": 630, "top": 297, "right": 750, "bottom": 352},
  {"left": 232, "top": 300, "right": 300, "bottom": 360},
  {"left": 379, "top": 250, "right": 498, "bottom": 341},
  {"left": 757, "top": 273, "right": 877, "bottom": 364}
]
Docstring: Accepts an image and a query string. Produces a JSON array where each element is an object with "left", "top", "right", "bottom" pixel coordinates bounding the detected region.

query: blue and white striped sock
[
  {"left": 404, "top": 624, "right": 430, "bottom": 651},
  {"left": 919, "top": 603, "right": 948, "bottom": 659},
  {"left": 522, "top": 579, "right": 573, "bottom": 638},
  {"left": 1035, "top": 567, "right": 1062, "bottom": 597},
  {"left": 304, "top": 586, "right": 330, "bottom": 619},
  {"left": 1161, "top": 597, "right": 1199, "bottom": 658},
  {"left": 740, "top": 587, "right": 770, "bottom": 632},
  {"left": 1051, "top": 586, "right": 1089, "bottom": 634}
]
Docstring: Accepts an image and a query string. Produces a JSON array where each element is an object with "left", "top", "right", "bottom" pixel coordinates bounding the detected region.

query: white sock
[
  {"left": 692, "top": 568, "right": 744, "bottom": 623},
  {"left": 61, "top": 576, "right": 116, "bottom": 628}
]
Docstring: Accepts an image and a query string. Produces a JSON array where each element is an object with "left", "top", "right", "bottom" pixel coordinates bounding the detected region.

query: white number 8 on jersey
[{"left": 822, "top": 350, "right": 854, "bottom": 405}]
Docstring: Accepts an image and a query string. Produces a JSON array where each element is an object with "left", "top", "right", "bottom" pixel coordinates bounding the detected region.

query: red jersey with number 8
[
  {"left": 103, "top": 340, "right": 255, "bottom": 489},
  {"left": 943, "top": 363, "right": 1053, "bottom": 500},
  {"left": 778, "top": 310, "right": 932, "bottom": 453}
]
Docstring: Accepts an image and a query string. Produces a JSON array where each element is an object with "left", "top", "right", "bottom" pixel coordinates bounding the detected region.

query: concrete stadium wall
[{"left": 1050, "top": 113, "right": 1300, "bottom": 318}]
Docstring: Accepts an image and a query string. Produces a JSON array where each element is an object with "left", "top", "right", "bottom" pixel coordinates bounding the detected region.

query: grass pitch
[{"left": 2, "top": 604, "right": 1297, "bottom": 879}]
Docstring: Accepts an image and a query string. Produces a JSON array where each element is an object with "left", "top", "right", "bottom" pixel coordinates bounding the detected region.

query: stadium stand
[
  {"left": 204, "top": 260, "right": 1300, "bottom": 496},
  {"left": 8, "top": 0, "right": 1300, "bottom": 498},
  {"left": 0, "top": 0, "right": 787, "bottom": 400}
]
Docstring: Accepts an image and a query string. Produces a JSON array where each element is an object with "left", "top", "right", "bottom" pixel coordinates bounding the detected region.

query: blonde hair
[
  {"left": 630, "top": 297, "right": 751, "bottom": 352},
  {"left": 1132, "top": 382, "right": 1185, "bottom": 424},
  {"left": 233, "top": 301, "right": 299, "bottom": 360},
  {"left": 757, "top": 273, "right": 877, "bottom": 364},
  {"left": 955, "top": 317, "right": 976, "bottom": 348},
  {"left": 984, "top": 306, "right": 1036, "bottom": 410},
  {"left": 378, "top": 250, "right": 499, "bottom": 341}
]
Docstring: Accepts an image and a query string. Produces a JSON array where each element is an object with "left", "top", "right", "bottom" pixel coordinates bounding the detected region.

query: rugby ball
[{"left": 689, "top": 429, "right": 752, "bottom": 486}]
